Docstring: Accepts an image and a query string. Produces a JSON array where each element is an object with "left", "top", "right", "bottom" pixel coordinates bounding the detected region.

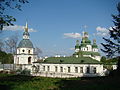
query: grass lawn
[{"left": 0, "top": 74, "right": 120, "bottom": 90}]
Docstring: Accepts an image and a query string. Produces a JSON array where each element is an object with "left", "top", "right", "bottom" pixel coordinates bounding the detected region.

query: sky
[{"left": 1, "top": 0, "right": 120, "bottom": 57}]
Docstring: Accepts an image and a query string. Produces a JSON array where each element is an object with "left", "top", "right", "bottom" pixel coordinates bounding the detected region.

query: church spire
[
  {"left": 24, "top": 22, "right": 28, "bottom": 32},
  {"left": 23, "top": 22, "right": 30, "bottom": 39}
]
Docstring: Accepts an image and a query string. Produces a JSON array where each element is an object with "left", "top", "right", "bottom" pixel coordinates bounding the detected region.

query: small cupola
[{"left": 23, "top": 22, "right": 30, "bottom": 39}]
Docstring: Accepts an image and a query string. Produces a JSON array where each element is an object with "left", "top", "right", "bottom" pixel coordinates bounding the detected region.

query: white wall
[
  {"left": 31, "top": 63, "right": 104, "bottom": 77},
  {"left": 17, "top": 48, "right": 34, "bottom": 54}
]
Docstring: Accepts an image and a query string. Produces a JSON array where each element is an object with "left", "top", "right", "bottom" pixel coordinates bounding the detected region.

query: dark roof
[
  {"left": 18, "top": 39, "right": 33, "bottom": 48},
  {"left": 42, "top": 57, "right": 102, "bottom": 64}
]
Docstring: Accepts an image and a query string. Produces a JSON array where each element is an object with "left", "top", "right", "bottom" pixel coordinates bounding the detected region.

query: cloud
[
  {"left": 69, "top": 48, "right": 75, "bottom": 50},
  {"left": 95, "top": 26, "right": 109, "bottom": 36},
  {"left": 64, "top": 33, "right": 81, "bottom": 38},
  {"left": 96, "top": 26, "right": 108, "bottom": 32},
  {"left": 3, "top": 25, "right": 37, "bottom": 32}
]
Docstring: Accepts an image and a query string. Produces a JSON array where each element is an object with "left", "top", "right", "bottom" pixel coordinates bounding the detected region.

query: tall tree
[
  {"left": 0, "top": 0, "right": 29, "bottom": 30},
  {"left": 101, "top": 2, "right": 120, "bottom": 74},
  {"left": 5, "top": 34, "right": 18, "bottom": 54},
  {"left": 35, "top": 47, "right": 42, "bottom": 58},
  {"left": 0, "top": 39, "right": 4, "bottom": 51}
]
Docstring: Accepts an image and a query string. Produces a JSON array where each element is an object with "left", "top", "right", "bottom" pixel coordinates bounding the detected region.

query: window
[
  {"left": 68, "top": 67, "right": 70, "bottom": 73},
  {"left": 28, "top": 50, "right": 30, "bottom": 54},
  {"left": 55, "top": 66, "right": 57, "bottom": 72},
  {"left": 43, "top": 66, "right": 45, "bottom": 71},
  {"left": 80, "top": 67, "right": 83, "bottom": 73},
  {"left": 60, "top": 67, "right": 63, "bottom": 72},
  {"left": 28, "top": 57, "right": 31, "bottom": 64},
  {"left": 86, "top": 67, "right": 90, "bottom": 73},
  {"left": 87, "top": 47, "right": 88, "bottom": 51},
  {"left": 17, "top": 57, "right": 19, "bottom": 64},
  {"left": 75, "top": 67, "right": 78, "bottom": 73},
  {"left": 22, "top": 49, "right": 25, "bottom": 52},
  {"left": 93, "top": 67, "right": 96, "bottom": 74},
  {"left": 47, "top": 66, "right": 50, "bottom": 71}
]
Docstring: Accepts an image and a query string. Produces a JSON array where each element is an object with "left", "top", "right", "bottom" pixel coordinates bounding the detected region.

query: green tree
[
  {"left": 101, "top": 2, "right": 120, "bottom": 74},
  {"left": 0, "top": 50, "right": 13, "bottom": 64},
  {"left": 0, "top": 0, "right": 29, "bottom": 30},
  {"left": 100, "top": 56, "right": 106, "bottom": 63}
]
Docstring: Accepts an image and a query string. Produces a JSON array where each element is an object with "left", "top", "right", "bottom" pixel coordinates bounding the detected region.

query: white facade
[
  {"left": 14, "top": 22, "right": 37, "bottom": 66},
  {"left": 32, "top": 63, "right": 104, "bottom": 78}
]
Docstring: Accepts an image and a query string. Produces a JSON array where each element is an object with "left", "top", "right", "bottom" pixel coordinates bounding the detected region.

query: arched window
[
  {"left": 60, "top": 67, "right": 63, "bottom": 72},
  {"left": 86, "top": 67, "right": 90, "bottom": 73},
  {"left": 55, "top": 66, "right": 57, "bottom": 72},
  {"left": 28, "top": 50, "right": 30, "bottom": 54},
  {"left": 28, "top": 57, "right": 31, "bottom": 64},
  {"left": 68, "top": 67, "right": 70, "bottom": 73},
  {"left": 17, "top": 57, "right": 19, "bottom": 64},
  {"left": 75, "top": 67, "right": 78, "bottom": 73},
  {"left": 93, "top": 67, "right": 96, "bottom": 74}
]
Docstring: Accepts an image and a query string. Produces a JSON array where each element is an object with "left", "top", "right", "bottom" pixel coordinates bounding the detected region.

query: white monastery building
[{"left": 14, "top": 23, "right": 110, "bottom": 78}]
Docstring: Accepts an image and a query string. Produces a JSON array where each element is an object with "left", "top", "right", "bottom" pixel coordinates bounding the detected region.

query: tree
[
  {"left": 5, "top": 34, "right": 18, "bottom": 54},
  {"left": 0, "top": 39, "right": 4, "bottom": 51},
  {"left": 35, "top": 47, "right": 42, "bottom": 58},
  {"left": 100, "top": 56, "right": 106, "bottom": 63},
  {"left": 101, "top": 2, "right": 120, "bottom": 74},
  {"left": 0, "top": 50, "right": 13, "bottom": 64},
  {"left": 0, "top": 0, "right": 29, "bottom": 30}
]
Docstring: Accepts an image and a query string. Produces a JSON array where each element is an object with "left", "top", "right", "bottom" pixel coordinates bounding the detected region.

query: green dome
[
  {"left": 75, "top": 45, "right": 79, "bottom": 49},
  {"left": 81, "top": 37, "right": 91, "bottom": 44},
  {"left": 81, "top": 43, "right": 87, "bottom": 47},
  {"left": 92, "top": 44, "right": 98, "bottom": 48},
  {"left": 18, "top": 39, "right": 33, "bottom": 48}
]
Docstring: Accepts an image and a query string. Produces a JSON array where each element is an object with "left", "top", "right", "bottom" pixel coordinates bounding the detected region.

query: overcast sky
[{"left": 1, "top": 0, "right": 119, "bottom": 56}]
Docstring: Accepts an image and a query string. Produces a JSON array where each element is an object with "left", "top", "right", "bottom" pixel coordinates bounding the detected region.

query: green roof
[
  {"left": 42, "top": 57, "right": 102, "bottom": 64},
  {"left": 75, "top": 45, "right": 79, "bottom": 49},
  {"left": 18, "top": 39, "right": 33, "bottom": 48}
]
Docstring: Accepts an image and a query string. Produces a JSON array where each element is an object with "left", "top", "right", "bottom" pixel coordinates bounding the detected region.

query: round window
[{"left": 22, "top": 50, "right": 25, "bottom": 52}]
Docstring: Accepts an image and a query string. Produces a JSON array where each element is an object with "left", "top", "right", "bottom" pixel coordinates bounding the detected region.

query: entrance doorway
[{"left": 28, "top": 57, "right": 31, "bottom": 64}]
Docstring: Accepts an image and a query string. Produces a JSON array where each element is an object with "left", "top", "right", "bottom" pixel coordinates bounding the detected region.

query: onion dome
[
  {"left": 81, "top": 37, "right": 91, "bottom": 44},
  {"left": 75, "top": 40, "right": 80, "bottom": 49},
  {"left": 92, "top": 39, "right": 98, "bottom": 48}
]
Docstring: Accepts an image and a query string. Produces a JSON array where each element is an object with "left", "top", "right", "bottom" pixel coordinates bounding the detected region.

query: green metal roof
[
  {"left": 43, "top": 57, "right": 101, "bottom": 64},
  {"left": 18, "top": 39, "right": 33, "bottom": 48}
]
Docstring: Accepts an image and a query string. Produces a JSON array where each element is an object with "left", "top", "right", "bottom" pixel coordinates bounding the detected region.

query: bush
[{"left": 21, "top": 68, "right": 31, "bottom": 75}]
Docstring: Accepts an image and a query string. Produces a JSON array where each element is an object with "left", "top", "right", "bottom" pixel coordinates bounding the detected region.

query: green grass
[{"left": 0, "top": 74, "right": 120, "bottom": 90}]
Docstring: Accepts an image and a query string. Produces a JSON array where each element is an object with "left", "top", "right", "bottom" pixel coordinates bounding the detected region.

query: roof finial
[
  {"left": 24, "top": 22, "right": 28, "bottom": 32},
  {"left": 82, "top": 25, "right": 87, "bottom": 37},
  {"left": 93, "top": 39, "right": 96, "bottom": 44},
  {"left": 84, "top": 25, "right": 87, "bottom": 31}
]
